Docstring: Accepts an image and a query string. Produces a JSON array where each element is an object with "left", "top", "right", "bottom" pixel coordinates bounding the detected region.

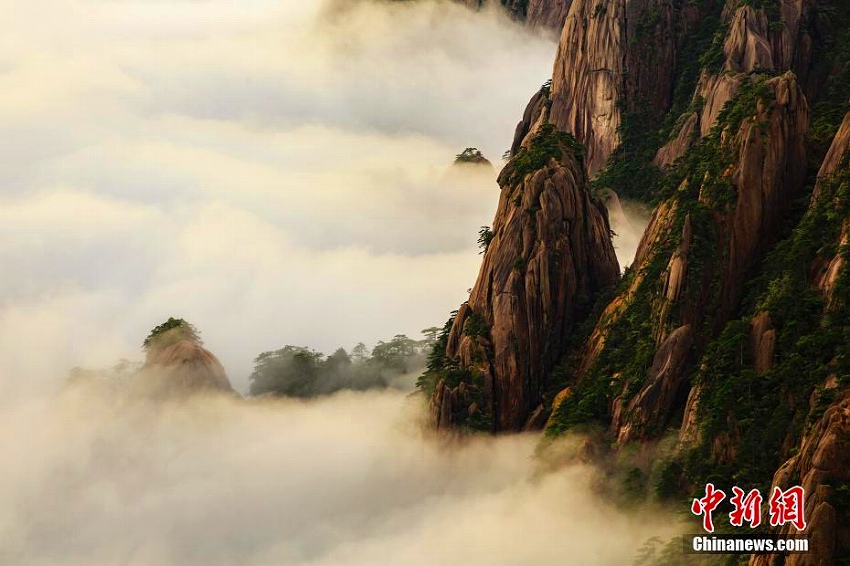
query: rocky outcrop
[
  {"left": 549, "top": 0, "right": 626, "bottom": 175},
  {"left": 815, "top": 109, "right": 850, "bottom": 197},
  {"left": 433, "top": 129, "right": 620, "bottom": 431},
  {"left": 750, "top": 388, "right": 850, "bottom": 566},
  {"left": 744, "top": 109, "right": 850, "bottom": 565},
  {"left": 131, "top": 338, "right": 235, "bottom": 397},
  {"left": 439, "top": 0, "right": 850, "bottom": 556},
  {"left": 812, "top": 111, "right": 850, "bottom": 303},
  {"left": 522, "top": 0, "right": 709, "bottom": 174},
  {"left": 654, "top": 112, "right": 699, "bottom": 168},
  {"left": 659, "top": 0, "right": 816, "bottom": 165},
  {"left": 612, "top": 324, "right": 693, "bottom": 444},
  {"left": 510, "top": 87, "right": 552, "bottom": 157},
  {"left": 717, "top": 73, "right": 809, "bottom": 327},
  {"left": 526, "top": 0, "right": 572, "bottom": 31}
]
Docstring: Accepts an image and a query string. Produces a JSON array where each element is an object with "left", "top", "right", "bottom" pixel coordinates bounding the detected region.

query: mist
[
  {"left": 0, "top": 2, "right": 684, "bottom": 563},
  {"left": 0, "top": 383, "right": 682, "bottom": 566},
  {"left": 606, "top": 194, "right": 652, "bottom": 270},
  {"left": 0, "top": 0, "right": 555, "bottom": 392}
]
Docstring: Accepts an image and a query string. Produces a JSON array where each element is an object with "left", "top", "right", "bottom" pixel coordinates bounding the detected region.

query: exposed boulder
[
  {"left": 136, "top": 339, "right": 235, "bottom": 396},
  {"left": 131, "top": 321, "right": 235, "bottom": 397}
]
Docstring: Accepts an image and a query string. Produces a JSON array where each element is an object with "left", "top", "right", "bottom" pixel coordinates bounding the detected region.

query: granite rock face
[
  {"left": 433, "top": 131, "right": 619, "bottom": 431},
  {"left": 131, "top": 330, "right": 235, "bottom": 397},
  {"left": 438, "top": 3, "right": 850, "bottom": 555},
  {"left": 563, "top": 73, "right": 809, "bottom": 446},
  {"left": 549, "top": 0, "right": 627, "bottom": 175}
]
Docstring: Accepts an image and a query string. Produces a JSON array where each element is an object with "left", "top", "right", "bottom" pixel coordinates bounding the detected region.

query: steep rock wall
[
  {"left": 431, "top": 128, "right": 619, "bottom": 431},
  {"left": 551, "top": 73, "right": 808, "bottom": 444}
]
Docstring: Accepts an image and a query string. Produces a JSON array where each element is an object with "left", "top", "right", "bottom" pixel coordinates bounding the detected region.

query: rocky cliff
[
  {"left": 744, "top": 111, "right": 850, "bottom": 566},
  {"left": 429, "top": 126, "right": 619, "bottom": 432},
  {"left": 429, "top": 0, "right": 850, "bottom": 561}
]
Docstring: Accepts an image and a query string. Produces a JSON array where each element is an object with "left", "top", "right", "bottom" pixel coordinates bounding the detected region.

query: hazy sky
[{"left": 0, "top": 0, "right": 559, "bottom": 392}]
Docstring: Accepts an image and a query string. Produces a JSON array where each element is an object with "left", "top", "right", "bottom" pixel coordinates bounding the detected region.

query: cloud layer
[
  {"left": 0, "top": 0, "right": 558, "bottom": 391},
  {"left": 0, "top": 386, "right": 680, "bottom": 565}
]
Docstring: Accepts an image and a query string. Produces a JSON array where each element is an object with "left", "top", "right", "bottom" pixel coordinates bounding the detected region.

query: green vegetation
[
  {"left": 698, "top": 23, "right": 730, "bottom": 74},
  {"left": 143, "top": 317, "right": 201, "bottom": 351},
  {"left": 502, "top": 0, "right": 528, "bottom": 20},
  {"left": 249, "top": 332, "right": 436, "bottom": 398},
  {"left": 463, "top": 311, "right": 489, "bottom": 339},
  {"left": 547, "top": 250, "right": 666, "bottom": 435},
  {"left": 685, "top": 152, "right": 850, "bottom": 491},
  {"left": 508, "top": 124, "right": 583, "bottom": 185},
  {"left": 417, "top": 310, "right": 494, "bottom": 432},
  {"left": 549, "top": 75, "right": 775, "bottom": 438},
  {"left": 630, "top": 3, "right": 661, "bottom": 44},
  {"left": 739, "top": 0, "right": 783, "bottom": 30},
  {"left": 807, "top": 2, "right": 850, "bottom": 150},
  {"left": 590, "top": 103, "right": 663, "bottom": 201},
  {"left": 416, "top": 313, "right": 457, "bottom": 396},
  {"left": 454, "top": 147, "right": 490, "bottom": 165},
  {"left": 477, "top": 226, "right": 494, "bottom": 254}
]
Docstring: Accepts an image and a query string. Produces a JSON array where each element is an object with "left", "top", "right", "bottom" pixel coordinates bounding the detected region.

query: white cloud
[
  {"left": 0, "top": 6, "right": 682, "bottom": 562},
  {"left": 0, "top": 0, "right": 557, "bottom": 390},
  {"left": 0, "top": 388, "right": 682, "bottom": 565}
]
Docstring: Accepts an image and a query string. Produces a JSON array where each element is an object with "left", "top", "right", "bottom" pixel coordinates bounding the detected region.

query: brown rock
[
  {"left": 655, "top": 112, "right": 699, "bottom": 168},
  {"left": 614, "top": 324, "right": 693, "bottom": 444},
  {"left": 132, "top": 339, "right": 235, "bottom": 397},
  {"left": 754, "top": 390, "right": 850, "bottom": 564},
  {"left": 815, "top": 110, "right": 850, "bottom": 187},
  {"left": 697, "top": 71, "right": 743, "bottom": 138},
  {"left": 510, "top": 88, "right": 551, "bottom": 157},
  {"left": 526, "top": 0, "right": 572, "bottom": 31},
  {"left": 750, "top": 311, "right": 776, "bottom": 375},
  {"left": 811, "top": 111, "right": 850, "bottom": 302},
  {"left": 724, "top": 5, "right": 775, "bottom": 73},
  {"left": 549, "top": 0, "right": 626, "bottom": 175},
  {"left": 439, "top": 137, "right": 619, "bottom": 431}
]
